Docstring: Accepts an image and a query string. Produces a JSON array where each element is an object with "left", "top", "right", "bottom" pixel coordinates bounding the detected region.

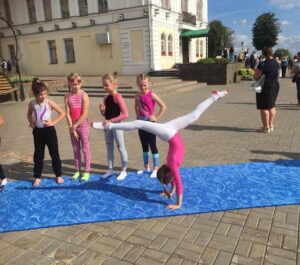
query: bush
[
  {"left": 238, "top": 68, "right": 254, "bottom": 77},
  {"left": 8, "top": 75, "right": 34, "bottom": 84},
  {"left": 197, "top": 57, "right": 231, "bottom": 64}
]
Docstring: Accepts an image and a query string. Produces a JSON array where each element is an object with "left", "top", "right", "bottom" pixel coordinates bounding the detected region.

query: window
[
  {"left": 200, "top": 40, "right": 204, "bottom": 57},
  {"left": 8, "top": 45, "right": 15, "bottom": 65},
  {"left": 161, "top": 33, "right": 167, "bottom": 56},
  {"left": 26, "top": 0, "right": 37, "bottom": 23},
  {"left": 197, "top": 0, "right": 203, "bottom": 21},
  {"left": 98, "top": 0, "right": 108, "bottom": 13},
  {"left": 43, "top": 0, "right": 52, "bottom": 21},
  {"left": 168, "top": 34, "right": 173, "bottom": 56},
  {"left": 64, "top": 38, "right": 75, "bottom": 63},
  {"left": 196, "top": 39, "right": 200, "bottom": 57},
  {"left": 162, "top": 0, "right": 170, "bottom": 10},
  {"left": 181, "top": 0, "right": 188, "bottom": 12},
  {"left": 48, "top": 40, "right": 58, "bottom": 64},
  {"left": 60, "top": 0, "right": 70, "bottom": 19},
  {"left": 4, "top": 0, "right": 12, "bottom": 24},
  {"left": 79, "top": 0, "right": 88, "bottom": 16}
]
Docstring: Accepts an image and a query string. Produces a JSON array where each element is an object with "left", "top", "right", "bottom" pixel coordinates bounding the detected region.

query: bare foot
[
  {"left": 56, "top": 176, "right": 64, "bottom": 184},
  {"left": 33, "top": 178, "right": 41, "bottom": 187}
]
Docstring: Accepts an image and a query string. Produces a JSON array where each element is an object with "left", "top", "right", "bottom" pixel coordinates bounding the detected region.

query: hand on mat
[{"left": 166, "top": 204, "right": 181, "bottom": 210}]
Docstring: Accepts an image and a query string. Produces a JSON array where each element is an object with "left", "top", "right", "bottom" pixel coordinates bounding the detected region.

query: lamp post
[{"left": 0, "top": 16, "right": 25, "bottom": 101}]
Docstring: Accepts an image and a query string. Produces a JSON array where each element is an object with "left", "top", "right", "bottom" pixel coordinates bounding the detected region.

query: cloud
[
  {"left": 240, "top": 19, "right": 248, "bottom": 25},
  {"left": 269, "top": 0, "right": 300, "bottom": 10},
  {"left": 233, "top": 34, "right": 254, "bottom": 51},
  {"left": 232, "top": 19, "right": 248, "bottom": 26},
  {"left": 276, "top": 34, "right": 300, "bottom": 55},
  {"left": 281, "top": 20, "right": 291, "bottom": 26}
]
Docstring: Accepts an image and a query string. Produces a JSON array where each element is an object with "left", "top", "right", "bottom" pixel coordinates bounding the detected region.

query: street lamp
[{"left": 0, "top": 16, "right": 25, "bottom": 101}]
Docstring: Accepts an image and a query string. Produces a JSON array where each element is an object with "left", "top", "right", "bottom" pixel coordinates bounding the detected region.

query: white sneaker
[
  {"left": 150, "top": 170, "right": 157, "bottom": 178},
  {"left": 102, "top": 170, "right": 115, "bottom": 179},
  {"left": 1, "top": 178, "right": 7, "bottom": 186},
  {"left": 137, "top": 168, "right": 150, "bottom": 175},
  {"left": 116, "top": 171, "right": 127, "bottom": 181}
]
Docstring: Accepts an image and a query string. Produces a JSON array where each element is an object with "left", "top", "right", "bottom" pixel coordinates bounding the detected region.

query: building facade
[{"left": 0, "top": 0, "right": 208, "bottom": 76}]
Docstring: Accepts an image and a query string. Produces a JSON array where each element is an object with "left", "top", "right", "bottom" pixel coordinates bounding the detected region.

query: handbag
[{"left": 249, "top": 74, "right": 265, "bottom": 93}]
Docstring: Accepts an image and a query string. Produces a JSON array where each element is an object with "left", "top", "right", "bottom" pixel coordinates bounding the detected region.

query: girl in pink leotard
[{"left": 91, "top": 90, "right": 229, "bottom": 209}]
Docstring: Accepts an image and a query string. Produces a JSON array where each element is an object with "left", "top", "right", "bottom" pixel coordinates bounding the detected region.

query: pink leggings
[{"left": 70, "top": 122, "right": 91, "bottom": 172}]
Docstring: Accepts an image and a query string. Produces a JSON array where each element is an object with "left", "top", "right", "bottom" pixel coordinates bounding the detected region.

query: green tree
[
  {"left": 252, "top": 12, "right": 281, "bottom": 50},
  {"left": 208, "top": 20, "right": 234, "bottom": 57},
  {"left": 273, "top": 48, "right": 291, "bottom": 59}
]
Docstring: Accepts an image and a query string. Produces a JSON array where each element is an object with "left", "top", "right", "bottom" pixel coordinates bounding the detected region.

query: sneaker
[
  {"left": 1, "top": 178, "right": 7, "bottom": 186},
  {"left": 72, "top": 171, "right": 81, "bottom": 180},
  {"left": 257, "top": 127, "right": 270, "bottom": 133},
  {"left": 150, "top": 170, "right": 157, "bottom": 179},
  {"left": 81, "top": 172, "right": 90, "bottom": 182},
  {"left": 270, "top": 125, "right": 274, "bottom": 132},
  {"left": 102, "top": 170, "right": 115, "bottom": 179},
  {"left": 116, "top": 171, "right": 127, "bottom": 181},
  {"left": 137, "top": 168, "right": 150, "bottom": 175}
]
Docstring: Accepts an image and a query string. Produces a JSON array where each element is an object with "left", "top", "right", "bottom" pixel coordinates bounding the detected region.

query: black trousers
[
  {"left": 138, "top": 129, "right": 158, "bottom": 154},
  {"left": 0, "top": 164, "right": 5, "bottom": 180},
  {"left": 33, "top": 126, "right": 62, "bottom": 178}
]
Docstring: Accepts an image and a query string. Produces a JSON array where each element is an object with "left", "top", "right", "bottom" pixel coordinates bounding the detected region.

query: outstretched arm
[{"left": 164, "top": 90, "right": 229, "bottom": 132}]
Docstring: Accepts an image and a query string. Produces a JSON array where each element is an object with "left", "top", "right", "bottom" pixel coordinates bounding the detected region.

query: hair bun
[{"left": 113, "top": 71, "right": 118, "bottom": 78}]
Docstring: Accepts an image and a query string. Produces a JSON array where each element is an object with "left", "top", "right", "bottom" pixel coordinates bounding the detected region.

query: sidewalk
[{"left": 0, "top": 77, "right": 299, "bottom": 265}]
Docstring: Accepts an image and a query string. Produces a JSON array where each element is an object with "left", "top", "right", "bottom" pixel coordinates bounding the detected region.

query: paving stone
[
  {"left": 231, "top": 254, "right": 261, "bottom": 265},
  {"left": 235, "top": 239, "right": 252, "bottom": 256},
  {"left": 148, "top": 235, "right": 169, "bottom": 251},
  {"left": 110, "top": 241, "right": 133, "bottom": 259},
  {"left": 122, "top": 245, "right": 145, "bottom": 263},
  {"left": 165, "top": 255, "right": 184, "bottom": 265},
  {"left": 265, "top": 254, "right": 295, "bottom": 265},
  {"left": 142, "top": 248, "right": 170, "bottom": 263},
  {"left": 199, "top": 247, "right": 218, "bottom": 265},
  {"left": 214, "top": 251, "right": 232, "bottom": 265}
]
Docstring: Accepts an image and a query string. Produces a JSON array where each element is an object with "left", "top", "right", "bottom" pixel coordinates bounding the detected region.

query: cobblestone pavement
[{"left": 0, "top": 76, "right": 299, "bottom": 265}]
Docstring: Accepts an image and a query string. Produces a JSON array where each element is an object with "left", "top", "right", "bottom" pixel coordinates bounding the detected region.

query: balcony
[{"left": 181, "top": 11, "right": 196, "bottom": 26}]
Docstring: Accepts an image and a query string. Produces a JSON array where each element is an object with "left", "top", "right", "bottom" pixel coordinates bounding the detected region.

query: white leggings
[{"left": 93, "top": 91, "right": 228, "bottom": 141}]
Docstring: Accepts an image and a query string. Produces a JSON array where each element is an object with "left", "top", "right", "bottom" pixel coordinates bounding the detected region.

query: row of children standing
[{"left": 25, "top": 72, "right": 166, "bottom": 187}]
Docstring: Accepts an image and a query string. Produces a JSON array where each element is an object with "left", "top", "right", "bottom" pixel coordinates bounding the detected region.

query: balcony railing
[{"left": 181, "top": 11, "right": 196, "bottom": 25}]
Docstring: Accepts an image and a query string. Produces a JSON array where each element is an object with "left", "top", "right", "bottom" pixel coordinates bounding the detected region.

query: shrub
[
  {"left": 238, "top": 68, "right": 254, "bottom": 77},
  {"left": 197, "top": 57, "right": 231, "bottom": 64},
  {"left": 8, "top": 75, "right": 34, "bottom": 84}
]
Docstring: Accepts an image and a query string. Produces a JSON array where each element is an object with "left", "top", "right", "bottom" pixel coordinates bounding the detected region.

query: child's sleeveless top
[
  {"left": 66, "top": 91, "right": 87, "bottom": 125},
  {"left": 104, "top": 94, "right": 120, "bottom": 120},
  {"left": 137, "top": 91, "right": 155, "bottom": 120},
  {"left": 32, "top": 99, "right": 52, "bottom": 128}
]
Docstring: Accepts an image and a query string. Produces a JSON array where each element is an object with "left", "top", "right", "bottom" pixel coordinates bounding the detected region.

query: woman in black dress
[{"left": 253, "top": 47, "right": 279, "bottom": 133}]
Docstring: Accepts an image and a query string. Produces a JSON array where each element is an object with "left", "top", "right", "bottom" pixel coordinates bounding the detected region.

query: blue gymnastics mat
[{"left": 1, "top": 160, "right": 300, "bottom": 233}]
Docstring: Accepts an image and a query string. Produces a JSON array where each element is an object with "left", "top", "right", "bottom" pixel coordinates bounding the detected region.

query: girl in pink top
[
  {"left": 65, "top": 73, "right": 91, "bottom": 182},
  {"left": 100, "top": 72, "right": 129, "bottom": 180},
  {"left": 91, "top": 90, "right": 229, "bottom": 209},
  {"left": 135, "top": 74, "right": 166, "bottom": 178}
]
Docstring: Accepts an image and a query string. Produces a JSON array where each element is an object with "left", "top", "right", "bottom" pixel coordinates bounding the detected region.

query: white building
[{"left": 0, "top": 0, "right": 208, "bottom": 76}]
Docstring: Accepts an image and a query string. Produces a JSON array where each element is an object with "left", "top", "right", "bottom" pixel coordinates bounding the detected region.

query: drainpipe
[{"left": 148, "top": 0, "right": 154, "bottom": 71}]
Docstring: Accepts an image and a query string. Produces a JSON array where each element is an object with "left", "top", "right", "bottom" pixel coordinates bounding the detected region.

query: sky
[{"left": 208, "top": 0, "right": 300, "bottom": 56}]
